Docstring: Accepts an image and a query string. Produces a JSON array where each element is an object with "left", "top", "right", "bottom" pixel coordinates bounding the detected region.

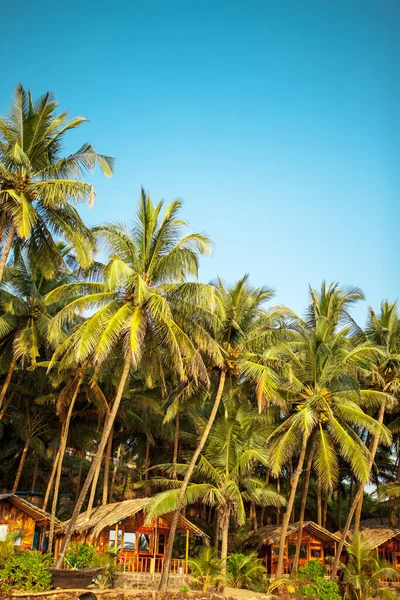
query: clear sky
[{"left": 1, "top": 0, "right": 399, "bottom": 323}]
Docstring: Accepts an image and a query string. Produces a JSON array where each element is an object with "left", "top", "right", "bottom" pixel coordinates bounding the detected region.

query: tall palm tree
[
  {"left": 269, "top": 283, "right": 391, "bottom": 578},
  {"left": 332, "top": 301, "right": 400, "bottom": 578},
  {"left": 145, "top": 404, "right": 285, "bottom": 578},
  {"left": 0, "top": 85, "right": 113, "bottom": 280},
  {"left": 157, "top": 275, "right": 286, "bottom": 589},
  {"left": 45, "top": 189, "right": 219, "bottom": 568}
]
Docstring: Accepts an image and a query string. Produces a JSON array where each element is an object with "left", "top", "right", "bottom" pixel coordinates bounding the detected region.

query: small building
[
  {"left": 56, "top": 497, "right": 207, "bottom": 574},
  {"left": 0, "top": 493, "right": 58, "bottom": 551},
  {"left": 247, "top": 521, "right": 343, "bottom": 574},
  {"left": 340, "top": 519, "right": 400, "bottom": 570}
]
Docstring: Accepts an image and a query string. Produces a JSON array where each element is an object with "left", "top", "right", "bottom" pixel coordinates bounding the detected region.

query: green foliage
[
  {"left": 0, "top": 530, "right": 21, "bottom": 564},
  {"left": 226, "top": 552, "right": 266, "bottom": 590},
  {"left": 189, "top": 546, "right": 225, "bottom": 591},
  {"left": 95, "top": 551, "right": 119, "bottom": 589},
  {"left": 297, "top": 558, "right": 328, "bottom": 580},
  {"left": 341, "top": 532, "right": 400, "bottom": 600},
  {"left": 0, "top": 550, "right": 53, "bottom": 592},
  {"left": 302, "top": 578, "right": 341, "bottom": 600},
  {"left": 64, "top": 542, "right": 100, "bottom": 569},
  {"left": 179, "top": 586, "right": 190, "bottom": 593}
]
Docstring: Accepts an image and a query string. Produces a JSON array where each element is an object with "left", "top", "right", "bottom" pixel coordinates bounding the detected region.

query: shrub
[
  {"left": 0, "top": 550, "right": 53, "bottom": 592},
  {"left": 226, "top": 552, "right": 266, "bottom": 590},
  {"left": 302, "top": 578, "right": 341, "bottom": 600},
  {"left": 297, "top": 559, "right": 327, "bottom": 581},
  {"left": 189, "top": 546, "right": 225, "bottom": 591},
  {"left": 64, "top": 542, "right": 100, "bottom": 569}
]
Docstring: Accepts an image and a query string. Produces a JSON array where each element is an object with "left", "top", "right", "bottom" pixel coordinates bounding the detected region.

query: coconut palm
[
  {"left": 269, "top": 283, "right": 392, "bottom": 578},
  {"left": 332, "top": 301, "right": 400, "bottom": 578},
  {"left": 157, "top": 275, "right": 287, "bottom": 589},
  {"left": 45, "top": 189, "right": 219, "bottom": 568},
  {"left": 341, "top": 532, "right": 400, "bottom": 600},
  {"left": 144, "top": 404, "right": 286, "bottom": 578},
  {"left": 0, "top": 85, "right": 113, "bottom": 281}
]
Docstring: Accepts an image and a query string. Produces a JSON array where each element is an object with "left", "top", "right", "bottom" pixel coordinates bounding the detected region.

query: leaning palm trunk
[
  {"left": 0, "top": 224, "right": 15, "bottom": 283},
  {"left": 43, "top": 447, "right": 61, "bottom": 512},
  {"left": 275, "top": 433, "right": 308, "bottom": 578},
  {"left": 292, "top": 443, "right": 315, "bottom": 572},
  {"left": 158, "top": 369, "right": 227, "bottom": 591},
  {"left": 331, "top": 403, "right": 385, "bottom": 579},
  {"left": 172, "top": 412, "right": 180, "bottom": 479},
  {"left": 214, "top": 509, "right": 221, "bottom": 553},
  {"left": 102, "top": 428, "right": 113, "bottom": 505},
  {"left": 110, "top": 444, "right": 122, "bottom": 502},
  {"left": 87, "top": 450, "right": 102, "bottom": 517},
  {"left": 48, "top": 379, "right": 82, "bottom": 553},
  {"left": 0, "top": 355, "right": 17, "bottom": 417},
  {"left": 54, "top": 356, "right": 131, "bottom": 569},
  {"left": 220, "top": 506, "right": 230, "bottom": 579},
  {"left": 12, "top": 436, "right": 31, "bottom": 494}
]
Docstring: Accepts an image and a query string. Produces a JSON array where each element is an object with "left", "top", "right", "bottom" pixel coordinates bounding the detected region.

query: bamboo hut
[
  {"left": 247, "top": 521, "right": 343, "bottom": 574},
  {"left": 337, "top": 518, "right": 400, "bottom": 570},
  {"left": 0, "top": 494, "right": 58, "bottom": 550},
  {"left": 56, "top": 498, "right": 208, "bottom": 574}
]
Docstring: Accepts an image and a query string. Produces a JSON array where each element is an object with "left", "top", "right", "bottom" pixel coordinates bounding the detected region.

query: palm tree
[
  {"left": 341, "top": 532, "right": 399, "bottom": 600},
  {"left": 332, "top": 301, "right": 400, "bottom": 578},
  {"left": 145, "top": 405, "right": 285, "bottom": 578},
  {"left": 269, "top": 283, "right": 391, "bottom": 578},
  {"left": 0, "top": 85, "right": 113, "bottom": 281},
  {"left": 45, "top": 189, "right": 219, "bottom": 568},
  {"left": 157, "top": 275, "right": 286, "bottom": 589}
]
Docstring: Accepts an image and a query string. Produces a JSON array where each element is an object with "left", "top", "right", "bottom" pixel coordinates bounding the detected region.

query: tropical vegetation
[{"left": 0, "top": 86, "right": 399, "bottom": 595}]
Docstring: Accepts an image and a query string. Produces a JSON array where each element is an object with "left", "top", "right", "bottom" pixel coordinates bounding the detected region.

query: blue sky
[{"left": 1, "top": 0, "right": 399, "bottom": 323}]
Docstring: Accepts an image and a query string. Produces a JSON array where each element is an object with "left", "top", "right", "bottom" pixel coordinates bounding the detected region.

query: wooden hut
[
  {"left": 339, "top": 519, "right": 400, "bottom": 570},
  {"left": 56, "top": 498, "right": 207, "bottom": 574},
  {"left": 247, "top": 521, "right": 343, "bottom": 574},
  {"left": 0, "top": 493, "right": 58, "bottom": 551}
]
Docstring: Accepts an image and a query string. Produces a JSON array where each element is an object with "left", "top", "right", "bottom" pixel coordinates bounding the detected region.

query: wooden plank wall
[{"left": 0, "top": 500, "right": 36, "bottom": 548}]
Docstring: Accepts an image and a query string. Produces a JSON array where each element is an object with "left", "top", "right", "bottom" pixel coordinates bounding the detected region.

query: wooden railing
[{"left": 117, "top": 555, "right": 189, "bottom": 574}]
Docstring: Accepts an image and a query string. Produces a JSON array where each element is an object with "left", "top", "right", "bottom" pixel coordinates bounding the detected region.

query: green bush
[
  {"left": 303, "top": 578, "right": 341, "bottom": 600},
  {"left": 226, "top": 552, "right": 266, "bottom": 590},
  {"left": 64, "top": 542, "right": 100, "bottom": 569},
  {"left": 0, "top": 550, "right": 53, "bottom": 592},
  {"left": 297, "top": 559, "right": 327, "bottom": 580}
]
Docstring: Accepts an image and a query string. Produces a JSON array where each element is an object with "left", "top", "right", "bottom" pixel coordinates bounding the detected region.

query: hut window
[
  {"left": 157, "top": 534, "right": 166, "bottom": 554},
  {"left": 311, "top": 548, "right": 321, "bottom": 558},
  {"left": 0, "top": 525, "right": 8, "bottom": 542},
  {"left": 123, "top": 532, "right": 136, "bottom": 551},
  {"left": 299, "top": 545, "right": 307, "bottom": 558},
  {"left": 138, "top": 533, "right": 150, "bottom": 552},
  {"left": 288, "top": 544, "right": 296, "bottom": 557},
  {"left": 109, "top": 529, "right": 122, "bottom": 550}
]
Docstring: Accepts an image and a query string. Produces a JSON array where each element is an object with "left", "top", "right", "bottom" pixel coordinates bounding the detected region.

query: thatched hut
[
  {"left": 0, "top": 493, "right": 58, "bottom": 550},
  {"left": 337, "top": 518, "right": 400, "bottom": 569},
  {"left": 247, "top": 521, "right": 343, "bottom": 574},
  {"left": 56, "top": 498, "right": 207, "bottom": 574}
]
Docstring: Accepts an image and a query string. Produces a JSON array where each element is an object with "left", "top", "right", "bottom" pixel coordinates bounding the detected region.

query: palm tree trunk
[
  {"left": 0, "top": 355, "right": 17, "bottom": 416},
  {"left": 158, "top": 369, "right": 227, "bottom": 591},
  {"left": 102, "top": 427, "right": 113, "bottom": 505},
  {"left": 32, "top": 456, "right": 39, "bottom": 492},
  {"left": 75, "top": 456, "right": 83, "bottom": 503},
  {"left": 337, "top": 484, "right": 342, "bottom": 531},
  {"left": 220, "top": 506, "right": 230, "bottom": 579},
  {"left": 12, "top": 436, "right": 31, "bottom": 494},
  {"left": 48, "top": 378, "right": 82, "bottom": 553},
  {"left": 293, "top": 442, "right": 315, "bottom": 571},
  {"left": 43, "top": 447, "right": 61, "bottom": 512},
  {"left": 87, "top": 444, "right": 102, "bottom": 516},
  {"left": 172, "top": 412, "right": 180, "bottom": 479},
  {"left": 251, "top": 502, "right": 258, "bottom": 531},
  {"left": 275, "top": 433, "right": 308, "bottom": 579},
  {"left": 54, "top": 356, "right": 131, "bottom": 569},
  {"left": 214, "top": 509, "right": 221, "bottom": 553},
  {"left": 354, "top": 493, "right": 363, "bottom": 531},
  {"left": 317, "top": 476, "right": 322, "bottom": 525},
  {"left": 0, "top": 223, "right": 15, "bottom": 283},
  {"left": 276, "top": 476, "right": 281, "bottom": 524},
  {"left": 110, "top": 444, "right": 121, "bottom": 502},
  {"left": 331, "top": 403, "right": 385, "bottom": 579},
  {"left": 323, "top": 494, "right": 328, "bottom": 528}
]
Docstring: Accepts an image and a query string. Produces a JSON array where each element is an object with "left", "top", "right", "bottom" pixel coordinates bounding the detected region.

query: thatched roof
[
  {"left": 57, "top": 498, "right": 207, "bottom": 540},
  {"left": 0, "top": 494, "right": 59, "bottom": 527},
  {"left": 247, "top": 521, "right": 343, "bottom": 547},
  {"left": 335, "top": 518, "right": 400, "bottom": 550}
]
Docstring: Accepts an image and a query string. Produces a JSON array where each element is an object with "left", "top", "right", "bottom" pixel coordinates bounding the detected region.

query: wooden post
[
  {"left": 114, "top": 523, "right": 119, "bottom": 553},
  {"left": 185, "top": 529, "right": 189, "bottom": 574}
]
